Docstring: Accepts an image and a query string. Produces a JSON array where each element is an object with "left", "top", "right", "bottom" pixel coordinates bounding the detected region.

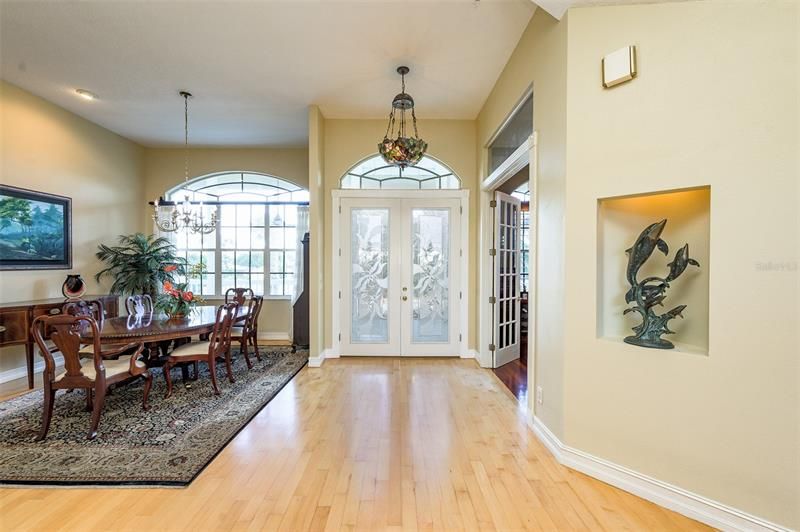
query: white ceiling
[{"left": 0, "top": 0, "right": 536, "bottom": 147}]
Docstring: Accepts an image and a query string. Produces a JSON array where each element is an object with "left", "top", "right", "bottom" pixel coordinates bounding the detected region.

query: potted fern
[{"left": 95, "top": 233, "right": 187, "bottom": 298}]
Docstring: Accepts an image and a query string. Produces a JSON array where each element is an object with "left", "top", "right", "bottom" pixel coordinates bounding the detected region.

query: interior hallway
[{"left": 0, "top": 358, "right": 708, "bottom": 531}]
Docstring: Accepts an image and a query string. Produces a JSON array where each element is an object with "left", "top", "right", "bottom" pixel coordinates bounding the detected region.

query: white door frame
[
  {"left": 331, "top": 189, "right": 470, "bottom": 357},
  {"left": 479, "top": 133, "right": 538, "bottom": 398}
]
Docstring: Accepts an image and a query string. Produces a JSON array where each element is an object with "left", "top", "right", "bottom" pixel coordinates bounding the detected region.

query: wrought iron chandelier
[
  {"left": 152, "top": 91, "right": 217, "bottom": 234},
  {"left": 378, "top": 66, "right": 428, "bottom": 168}
]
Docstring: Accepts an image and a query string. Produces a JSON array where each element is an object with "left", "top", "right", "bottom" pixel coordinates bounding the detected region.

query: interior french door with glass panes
[
  {"left": 492, "top": 191, "right": 521, "bottom": 367},
  {"left": 339, "top": 197, "right": 461, "bottom": 356}
]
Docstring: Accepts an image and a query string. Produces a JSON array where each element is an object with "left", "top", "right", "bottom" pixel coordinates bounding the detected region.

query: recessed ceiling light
[{"left": 75, "top": 89, "right": 97, "bottom": 101}]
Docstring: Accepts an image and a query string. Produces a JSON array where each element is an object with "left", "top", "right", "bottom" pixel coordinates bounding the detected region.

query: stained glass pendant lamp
[
  {"left": 152, "top": 91, "right": 217, "bottom": 234},
  {"left": 378, "top": 66, "right": 428, "bottom": 168}
]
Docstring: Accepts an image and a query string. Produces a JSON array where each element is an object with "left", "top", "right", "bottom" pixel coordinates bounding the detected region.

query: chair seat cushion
[
  {"left": 230, "top": 326, "right": 247, "bottom": 338},
  {"left": 55, "top": 356, "right": 144, "bottom": 382},
  {"left": 170, "top": 341, "right": 211, "bottom": 358}
]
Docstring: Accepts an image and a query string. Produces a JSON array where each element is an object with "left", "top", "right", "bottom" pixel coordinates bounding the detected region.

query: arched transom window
[
  {"left": 161, "top": 172, "right": 308, "bottom": 298},
  {"left": 340, "top": 154, "right": 461, "bottom": 190},
  {"left": 166, "top": 171, "right": 309, "bottom": 203}
]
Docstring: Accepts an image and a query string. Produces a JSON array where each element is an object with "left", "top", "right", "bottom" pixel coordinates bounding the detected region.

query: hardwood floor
[
  {"left": 0, "top": 357, "right": 709, "bottom": 531},
  {"left": 492, "top": 359, "right": 528, "bottom": 404}
]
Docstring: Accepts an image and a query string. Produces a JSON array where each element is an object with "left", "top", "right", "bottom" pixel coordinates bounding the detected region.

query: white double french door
[{"left": 338, "top": 195, "right": 462, "bottom": 356}]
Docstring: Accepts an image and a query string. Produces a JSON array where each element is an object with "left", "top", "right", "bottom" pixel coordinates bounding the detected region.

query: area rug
[{"left": 0, "top": 346, "right": 307, "bottom": 487}]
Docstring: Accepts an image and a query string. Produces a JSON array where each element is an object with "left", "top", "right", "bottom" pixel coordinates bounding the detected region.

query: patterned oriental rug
[{"left": 0, "top": 346, "right": 307, "bottom": 487}]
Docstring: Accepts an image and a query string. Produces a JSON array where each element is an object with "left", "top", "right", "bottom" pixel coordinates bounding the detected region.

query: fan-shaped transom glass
[
  {"left": 166, "top": 172, "right": 309, "bottom": 203},
  {"left": 341, "top": 155, "right": 461, "bottom": 190}
]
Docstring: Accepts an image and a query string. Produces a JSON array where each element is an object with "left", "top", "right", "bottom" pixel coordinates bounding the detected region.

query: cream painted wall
[
  {"left": 0, "top": 80, "right": 144, "bottom": 372},
  {"left": 308, "top": 106, "right": 325, "bottom": 358},
  {"left": 321, "top": 119, "right": 478, "bottom": 351},
  {"left": 563, "top": 2, "right": 798, "bottom": 527},
  {"left": 476, "top": 9, "right": 568, "bottom": 436},
  {"left": 142, "top": 147, "right": 308, "bottom": 337}
]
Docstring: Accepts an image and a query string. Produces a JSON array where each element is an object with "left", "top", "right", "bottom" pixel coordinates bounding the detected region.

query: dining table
[{"left": 81, "top": 304, "right": 249, "bottom": 367}]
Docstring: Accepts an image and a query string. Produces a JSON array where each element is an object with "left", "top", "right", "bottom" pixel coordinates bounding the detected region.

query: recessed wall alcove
[{"left": 597, "top": 186, "right": 711, "bottom": 355}]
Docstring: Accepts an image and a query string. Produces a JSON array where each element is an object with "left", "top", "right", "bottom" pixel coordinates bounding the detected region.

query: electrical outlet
[{"left": 536, "top": 386, "right": 543, "bottom": 405}]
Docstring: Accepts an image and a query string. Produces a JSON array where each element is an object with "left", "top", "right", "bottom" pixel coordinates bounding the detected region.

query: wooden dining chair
[
  {"left": 31, "top": 314, "right": 151, "bottom": 440},
  {"left": 63, "top": 300, "right": 109, "bottom": 355},
  {"left": 230, "top": 295, "right": 264, "bottom": 369},
  {"left": 224, "top": 287, "right": 254, "bottom": 306},
  {"left": 162, "top": 303, "right": 237, "bottom": 397},
  {"left": 125, "top": 294, "right": 154, "bottom": 316}
]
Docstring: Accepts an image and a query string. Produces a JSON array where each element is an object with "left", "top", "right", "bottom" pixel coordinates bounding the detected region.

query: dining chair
[
  {"left": 224, "top": 287, "right": 254, "bottom": 306},
  {"left": 230, "top": 295, "right": 264, "bottom": 369},
  {"left": 63, "top": 300, "right": 108, "bottom": 355},
  {"left": 162, "top": 303, "right": 237, "bottom": 397},
  {"left": 31, "top": 314, "right": 151, "bottom": 440},
  {"left": 125, "top": 294, "right": 154, "bottom": 316}
]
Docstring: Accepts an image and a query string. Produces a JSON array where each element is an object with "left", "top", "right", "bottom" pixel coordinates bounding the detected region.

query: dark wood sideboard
[
  {"left": 0, "top": 295, "right": 119, "bottom": 389},
  {"left": 292, "top": 233, "right": 310, "bottom": 350}
]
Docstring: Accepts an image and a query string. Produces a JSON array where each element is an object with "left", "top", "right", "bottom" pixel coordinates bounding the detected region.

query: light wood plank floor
[{"left": 0, "top": 358, "right": 709, "bottom": 531}]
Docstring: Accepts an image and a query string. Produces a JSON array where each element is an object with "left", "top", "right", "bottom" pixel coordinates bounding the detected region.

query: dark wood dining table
[{"left": 81, "top": 305, "right": 248, "bottom": 366}]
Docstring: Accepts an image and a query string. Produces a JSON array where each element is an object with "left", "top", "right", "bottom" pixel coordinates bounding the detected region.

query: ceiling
[{"left": 0, "top": 0, "right": 536, "bottom": 147}]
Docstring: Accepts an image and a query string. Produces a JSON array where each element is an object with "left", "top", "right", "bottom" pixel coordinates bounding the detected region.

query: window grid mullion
[
  {"left": 215, "top": 205, "right": 222, "bottom": 297},
  {"left": 264, "top": 204, "right": 270, "bottom": 296}
]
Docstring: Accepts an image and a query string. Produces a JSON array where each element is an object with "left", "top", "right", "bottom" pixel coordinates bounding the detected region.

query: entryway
[{"left": 333, "top": 190, "right": 469, "bottom": 357}]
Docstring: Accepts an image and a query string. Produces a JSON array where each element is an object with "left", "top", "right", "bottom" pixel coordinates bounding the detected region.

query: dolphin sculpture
[{"left": 623, "top": 220, "right": 700, "bottom": 349}]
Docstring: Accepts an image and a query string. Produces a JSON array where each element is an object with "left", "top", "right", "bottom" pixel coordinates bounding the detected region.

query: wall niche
[{"left": 597, "top": 186, "right": 710, "bottom": 355}]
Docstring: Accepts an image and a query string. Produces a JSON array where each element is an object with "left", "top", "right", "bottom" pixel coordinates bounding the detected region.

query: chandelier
[
  {"left": 378, "top": 66, "right": 428, "bottom": 168},
  {"left": 152, "top": 91, "right": 217, "bottom": 234}
]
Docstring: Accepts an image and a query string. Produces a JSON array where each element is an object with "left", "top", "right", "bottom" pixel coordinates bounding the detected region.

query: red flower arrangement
[{"left": 156, "top": 264, "right": 204, "bottom": 319}]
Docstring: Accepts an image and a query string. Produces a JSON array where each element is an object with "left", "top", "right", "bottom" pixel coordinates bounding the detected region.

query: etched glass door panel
[
  {"left": 350, "top": 208, "right": 390, "bottom": 343},
  {"left": 410, "top": 209, "right": 450, "bottom": 343}
]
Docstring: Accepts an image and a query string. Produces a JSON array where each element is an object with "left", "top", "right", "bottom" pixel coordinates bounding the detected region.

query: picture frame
[{"left": 0, "top": 184, "right": 72, "bottom": 270}]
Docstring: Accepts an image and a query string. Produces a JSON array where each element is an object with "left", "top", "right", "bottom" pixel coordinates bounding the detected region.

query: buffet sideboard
[{"left": 0, "top": 295, "right": 119, "bottom": 388}]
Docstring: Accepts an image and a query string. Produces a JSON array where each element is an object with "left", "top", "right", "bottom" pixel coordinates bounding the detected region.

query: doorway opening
[{"left": 492, "top": 176, "right": 530, "bottom": 403}]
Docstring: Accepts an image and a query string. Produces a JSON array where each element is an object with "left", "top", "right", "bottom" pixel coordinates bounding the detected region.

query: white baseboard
[
  {"left": 308, "top": 348, "right": 338, "bottom": 368},
  {"left": 461, "top": 349, "right": 479, "bottom": 359},
  {"left": 530, "top": 416, "right": 791, "bottom": 532},
  {"left": 257, "top": 332, "right": 291, "bottom": 342},
  {"left": 0, "top": 354, "right": 65, "bottom": 385}
]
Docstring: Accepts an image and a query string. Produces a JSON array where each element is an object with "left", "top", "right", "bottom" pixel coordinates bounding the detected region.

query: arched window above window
[
  {"left": 166, "top": 172, "right": 309, "bottom": 203},
  {"left": 340, "top": 154, "right": 461, "bottom": 190}
]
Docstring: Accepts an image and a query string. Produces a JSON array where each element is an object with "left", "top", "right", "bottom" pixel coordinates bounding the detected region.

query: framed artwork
[{"left": 0, "top": 185, "right": 72, "bottom": 270}]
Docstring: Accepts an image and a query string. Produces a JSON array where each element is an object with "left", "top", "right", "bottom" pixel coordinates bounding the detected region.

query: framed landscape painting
[{"left": 0, "top": 185, "right": 72, "bottom": 270}]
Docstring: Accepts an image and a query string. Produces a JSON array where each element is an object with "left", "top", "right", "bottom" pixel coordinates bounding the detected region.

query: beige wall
[
  {"left": 308, "top": 106, "right": 325, "bottom": 357},
  {"left": 475, "top": 1, "right": 798, "bottom": 526},
  {"left": 0, "top": 80, "right": 144, "bottom": 372},
  {"left": 142, "top": 147, "right": 308, "bottom": 336},
  {"left": 476, "top": 8, "right": 568, "bottom": 436},
  {"left": 321, "top": 118, "right": 478, "bottom": 351},
  {"left": 563, "top": 2, "right": 798, "bottom": 527}
]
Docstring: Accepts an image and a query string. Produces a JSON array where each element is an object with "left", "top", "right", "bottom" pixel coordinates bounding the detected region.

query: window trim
[
  {"left": 163, "top": 171, "right": 308, "bottom": 299},
  {"left": 340, "top": 153, "right": 462, "bottom": 190}
]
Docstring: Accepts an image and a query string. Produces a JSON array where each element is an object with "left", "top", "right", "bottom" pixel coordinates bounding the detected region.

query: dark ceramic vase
[{"left": 62, "top": 274, "right": 86, "bottom": 300}]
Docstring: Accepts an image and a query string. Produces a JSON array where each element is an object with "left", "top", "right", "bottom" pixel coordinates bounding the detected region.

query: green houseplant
[{"left": 95, "top": 233, "right": 187, "bottom": 297}]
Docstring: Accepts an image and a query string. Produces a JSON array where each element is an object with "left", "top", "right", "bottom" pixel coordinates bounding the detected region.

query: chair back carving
[
  {"left": 224, "top": 287, "right": 254, "bottom": 306},
  {"left": 208, "top": 303, "right": 238, "bottom": 358},
  {"left": 63, "top": 299, "right": 104, "bottom": 322},
  {"left": 32, "top": 314, "right": 102, "bottom": 385},
  {"left": 125, "top": 294, "right": 154, "bottom": 316}
]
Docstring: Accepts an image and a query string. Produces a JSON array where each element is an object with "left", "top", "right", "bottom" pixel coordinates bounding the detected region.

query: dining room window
[{"left": 160, "top": 172, "right": 308, "bottom": 298}]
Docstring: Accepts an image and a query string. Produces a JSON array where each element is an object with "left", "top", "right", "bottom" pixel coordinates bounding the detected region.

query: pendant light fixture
[
  {"left": 378, "top": 66, "right": 428, "bottom": 168},
  {"left": 152, "top": 91, "right": 217, "bottom": 234}
]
